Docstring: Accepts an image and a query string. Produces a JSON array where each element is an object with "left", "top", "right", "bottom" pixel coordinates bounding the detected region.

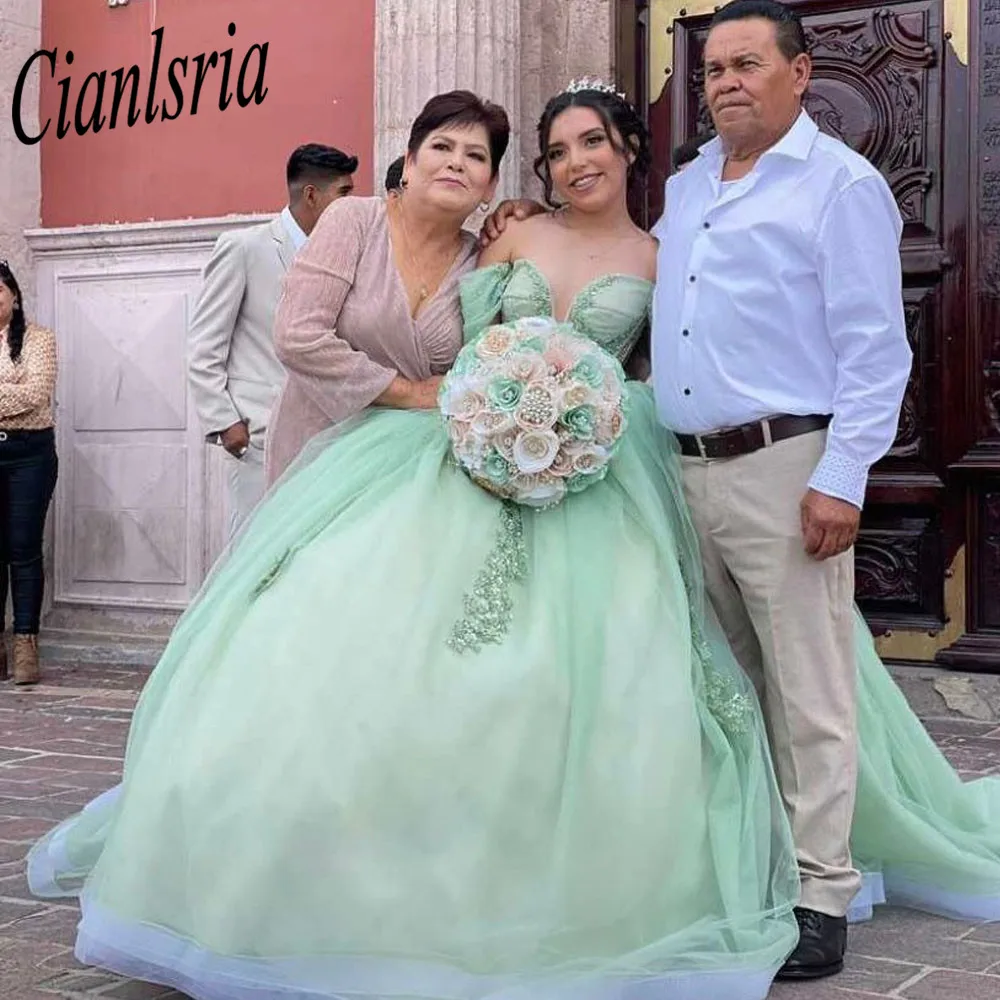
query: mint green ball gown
[{"left": 27, "top": 261, "right": 1000, "bottom": 1000}]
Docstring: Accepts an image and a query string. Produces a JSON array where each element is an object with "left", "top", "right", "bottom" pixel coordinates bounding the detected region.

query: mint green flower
[
  {"left": 450, "top": 350, "right": 479, "bottom": 376},
  {"left": 519, "top": 336, "right": 546, "bottom": 353},
  {"left": 563, "top": 404, "right": 597, "bottom": 440},
  {"left": 487, "top": 377, "right": 524, "bottom": 412},
  {"left": 565, "top": 472, "right": 592, "bottom": 493},
  {"left": 483, "top": 449, "right": 513, "bottom": 485},
  {"left": 570, "top": 355, "right": 604, "bottom": 388}
]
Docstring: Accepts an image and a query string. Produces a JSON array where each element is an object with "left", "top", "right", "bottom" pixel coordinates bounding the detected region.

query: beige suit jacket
[{"left": 187, "top": 217, "right": 294, "bottom": 444}]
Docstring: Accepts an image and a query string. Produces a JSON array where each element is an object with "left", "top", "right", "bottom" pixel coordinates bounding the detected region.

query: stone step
[{"left": 39, "top": 630, "right": 167, "bottom": 668}]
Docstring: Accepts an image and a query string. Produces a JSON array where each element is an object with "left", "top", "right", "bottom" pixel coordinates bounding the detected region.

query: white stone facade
[{"left": 24, "top": 216, "right": 269, "bottom": 641}]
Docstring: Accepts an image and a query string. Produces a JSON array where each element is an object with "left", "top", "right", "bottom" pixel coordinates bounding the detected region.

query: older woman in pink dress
[{"left": 266, "top": 91, "right": 508, "bottom": 482}]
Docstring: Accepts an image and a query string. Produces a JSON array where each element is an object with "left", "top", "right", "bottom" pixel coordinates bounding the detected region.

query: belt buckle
[
  {"left": 694, "top": 434, "right": 708, "bottom": 459},
  {"left": 0, "top": 432, "right": 7, "bottom": 443},
  {"left": 759, "top": 418, "right": 774, "bottom": 448}
]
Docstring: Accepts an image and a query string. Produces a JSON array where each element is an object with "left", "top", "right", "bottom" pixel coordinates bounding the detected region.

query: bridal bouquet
[{"left": 439, "top": 318, "right": 627, "bottom": 508}]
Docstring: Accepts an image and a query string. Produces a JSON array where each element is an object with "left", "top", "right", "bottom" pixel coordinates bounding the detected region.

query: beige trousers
[{"left": 681, "top": 430, "right": 860, "bottom": 917}]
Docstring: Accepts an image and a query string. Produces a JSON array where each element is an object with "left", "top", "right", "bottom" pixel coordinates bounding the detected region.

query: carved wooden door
[{"left": 642, "top": 0, "right": 970, "bottom": 642}]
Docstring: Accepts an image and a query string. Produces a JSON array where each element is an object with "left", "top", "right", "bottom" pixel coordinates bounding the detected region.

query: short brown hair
[{"left": 408, "top": 91, "right": 510, "bottom": 179}]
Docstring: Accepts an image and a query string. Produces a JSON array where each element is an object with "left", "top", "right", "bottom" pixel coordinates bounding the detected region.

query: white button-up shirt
[
  {"left": 651, "top": 110, "right": 912, "bottom": 508},
  {"left": 280, "top": 206, "right": 308, "bottom": 253}
]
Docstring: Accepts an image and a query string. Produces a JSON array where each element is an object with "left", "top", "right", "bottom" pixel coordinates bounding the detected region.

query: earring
[{"left": 479, "top": 201, "right": 490, "bottom": 212}]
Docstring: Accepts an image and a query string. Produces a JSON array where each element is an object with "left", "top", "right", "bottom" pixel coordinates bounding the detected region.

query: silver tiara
[{"left": 564, "top": 77, "right": 628, "bottom": 101}]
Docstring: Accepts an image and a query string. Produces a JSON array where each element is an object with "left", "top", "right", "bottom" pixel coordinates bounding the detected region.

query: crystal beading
[{"left": 447, "top": 503, "right": 527, "bottom": 654}]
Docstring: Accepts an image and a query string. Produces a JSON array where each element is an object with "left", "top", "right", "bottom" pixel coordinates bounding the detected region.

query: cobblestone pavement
[{"left": 1, "top": 663, "right": 1000, "bottom": 998}]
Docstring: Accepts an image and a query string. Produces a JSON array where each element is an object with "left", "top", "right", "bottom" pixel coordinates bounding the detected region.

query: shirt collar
[
  {"left": 280, "top": 206, "right": 308, "bottom": 252},
  {"left": 762, "top": 109, "right": 819, "bottom": 161},
  {"left": 697, "top": 108, "right": 818, "bottom": 170}
]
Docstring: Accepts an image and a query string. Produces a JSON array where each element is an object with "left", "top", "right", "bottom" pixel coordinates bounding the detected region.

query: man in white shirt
[
  {"left": 653, "top": 0, "right": 910, "bottom": 979},
  {"left": 187, "top": 144, "right": 357, "bottom": 538}
]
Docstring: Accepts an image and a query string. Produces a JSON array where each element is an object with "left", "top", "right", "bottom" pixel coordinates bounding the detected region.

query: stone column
[
  {"left": 519, "top": 0, "right": 614, "bottom": 198},
  {"left": 519, "top": 0, "right": 614, "bottom": 197},
  {"left": 374, "top": 0, "right": 522, "bottom": 203},
  {"left": 0, "top": 0, "right": 42, "bottom": 312}
]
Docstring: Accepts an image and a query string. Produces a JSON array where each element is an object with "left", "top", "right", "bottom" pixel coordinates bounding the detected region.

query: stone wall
[
  {"left": 373, "top": 0, "right": 614, "bottom": 204},
  {"left": 0, "top": 0, "right": 41, "bottom": 311},
  {"left": 519, "top": 0, "right": 614, "bottom": 197}
]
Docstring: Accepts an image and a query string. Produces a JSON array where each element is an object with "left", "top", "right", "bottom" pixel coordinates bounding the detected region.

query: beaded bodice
[{"left": 459, "top": 260, "right": 652, "bottom": 363}]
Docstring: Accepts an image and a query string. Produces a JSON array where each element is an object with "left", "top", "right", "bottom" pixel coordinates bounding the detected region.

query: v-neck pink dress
[{"left": 266, "top": 196, "right": 478, "bottom": 482}]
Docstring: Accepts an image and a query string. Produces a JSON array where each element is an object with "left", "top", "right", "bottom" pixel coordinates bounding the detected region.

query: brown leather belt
[{"left": 676, "top": 414, "right": 832, "bottom": 460}]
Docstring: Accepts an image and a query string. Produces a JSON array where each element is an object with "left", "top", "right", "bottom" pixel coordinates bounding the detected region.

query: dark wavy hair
[
  {"left": 408, "top": 91, "right": 511, "bottom": 180},
  {"left": 0, "top": 261, "right": 26, "bottom": 362},
  {"left": 534, "top": 88, "right": 652, "bottom": 209}
]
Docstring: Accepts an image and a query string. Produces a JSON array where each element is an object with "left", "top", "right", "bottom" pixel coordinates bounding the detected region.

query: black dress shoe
[{"left": 775, "top": 906, "right": 847, "bottom": 980}]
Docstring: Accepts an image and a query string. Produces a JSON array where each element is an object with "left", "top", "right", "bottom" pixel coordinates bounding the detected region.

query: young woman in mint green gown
[{"left": 26, "top": 87, "right": 1000, "bottom": 1000}]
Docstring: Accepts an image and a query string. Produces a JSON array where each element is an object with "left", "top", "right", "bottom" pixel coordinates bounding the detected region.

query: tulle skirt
[{"left": 26, "top": 386, "right": 1000, "bottom": 999}]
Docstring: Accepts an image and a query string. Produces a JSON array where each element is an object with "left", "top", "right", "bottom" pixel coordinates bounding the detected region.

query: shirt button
[
  {"left": 689, "top": 275, "right": 696, "bottom": 283},
  {"left": 703, "top": 222, "right": 711, "bottom": 230},
  {"left": 683, "top": 388, "right": 692, "bottom": 396},
  {"left": 682, "top": 328, "right": 690, "bottom": 337}
]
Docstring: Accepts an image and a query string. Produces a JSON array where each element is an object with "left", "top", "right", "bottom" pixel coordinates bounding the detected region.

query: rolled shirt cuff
[{"left": 808, "top": 450, "right": 870, "bottom": 509}]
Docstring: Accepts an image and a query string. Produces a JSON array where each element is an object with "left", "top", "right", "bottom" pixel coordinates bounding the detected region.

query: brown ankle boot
[{"left": 13, "top": 634, "right": 40, "bottom": 686}]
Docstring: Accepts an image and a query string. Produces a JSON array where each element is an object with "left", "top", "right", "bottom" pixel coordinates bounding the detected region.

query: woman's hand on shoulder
[
  {"left": 477, "top": 211, "right": 557, "bottom": 269},
  {"left": 477, "top": 213, "right": 524, "bottom": 268},
  {"left": 478, "top": 198, "right": 546, "bottom": 249}
]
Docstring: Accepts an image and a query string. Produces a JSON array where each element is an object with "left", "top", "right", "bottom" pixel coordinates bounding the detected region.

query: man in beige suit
[{"left": 187, "top": 143, "right": 358, "bottom": 537}]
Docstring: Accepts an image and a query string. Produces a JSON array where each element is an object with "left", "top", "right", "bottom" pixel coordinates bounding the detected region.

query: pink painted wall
[{"left": 39, "top": 0, "right": 375, "bottom": 227}]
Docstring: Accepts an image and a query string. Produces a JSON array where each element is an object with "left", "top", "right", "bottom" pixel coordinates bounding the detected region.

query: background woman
[{"left": 0, "top": 261, "right": 58, "bottom": 686}]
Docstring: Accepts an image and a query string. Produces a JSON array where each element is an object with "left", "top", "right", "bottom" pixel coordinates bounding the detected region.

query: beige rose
[
  {"left": 561, "top": 383, "right": 596, "bottom": 410},
  {"left": 509, "top": 353, "right": 547, "bottom": 382},
  {"left": 494, "top": 427, "right": 519, "bottom": 461},
  {"left": 572, "top": 443, "right": 610, "bottom": 474},
  {"left": 549, "top": 448, "right": 576, "bottom": 477},
  {"left": 594, "top": 408, "right": 625, "bottom": 446},
  {"left": 475, "top": 327, "right": 513, "bottom": 359},
  {"left": 441, "top": 385, "right": 486, "bottom": 422},
  {"left": 472, "top": 409, "right": 515, "bottom": 436}
]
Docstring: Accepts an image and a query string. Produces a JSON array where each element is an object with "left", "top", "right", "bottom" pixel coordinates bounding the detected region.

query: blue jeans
[{"left": 0, "top": 428, "right": 58, "bottom": 634}]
